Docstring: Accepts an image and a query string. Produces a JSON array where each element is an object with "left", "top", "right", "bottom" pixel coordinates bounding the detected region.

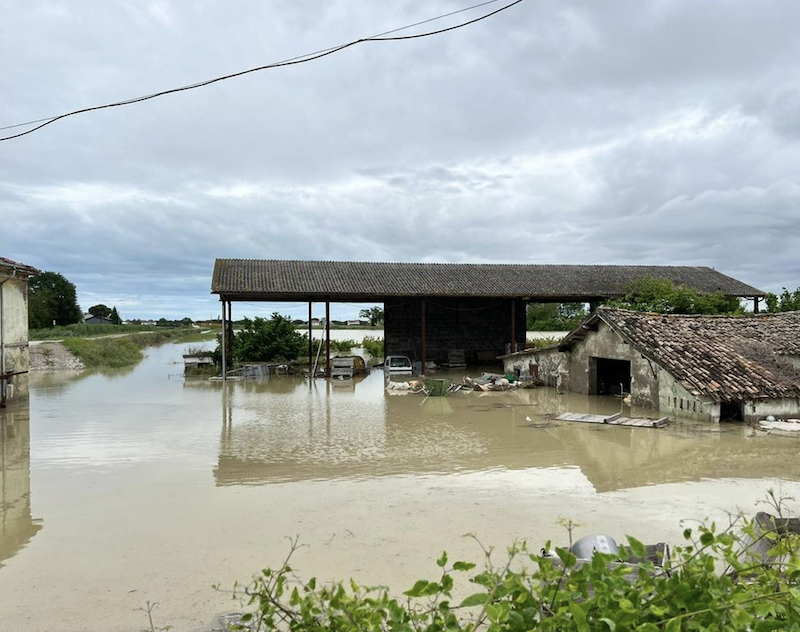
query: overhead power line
[{"left": 0, "top": 0, "right": 525, "bottom": 142}]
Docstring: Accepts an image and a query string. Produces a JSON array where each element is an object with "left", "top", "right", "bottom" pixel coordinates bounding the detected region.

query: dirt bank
[{"left": 29, "top": 342, "right": 86, "bottom": 371}]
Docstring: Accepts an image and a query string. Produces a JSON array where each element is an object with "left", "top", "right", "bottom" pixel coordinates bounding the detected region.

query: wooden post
[
  {"left": 754, "top": 297, "right": 760, "bottom": 314},
  {"left": 511, "top": 299, "right": 516, "bottom": 353},
  {"left": 221, "top": 299, "right": 227, "bottom": 380},
  {"left": 420, "top": 299, "right": 426, "bottom": 377},
  {"left": 325, "top": 301, "right": 331, "bottom": 377},
  {"left": 227, "top": 302, "right": 233, "bottom": 361},
  {"left": 308, "top": 301, "right": 313, "bottom": 371}
]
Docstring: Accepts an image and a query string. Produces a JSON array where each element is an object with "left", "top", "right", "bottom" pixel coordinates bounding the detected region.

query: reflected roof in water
[{"left": 203, "top": 371, "right": 800, "bottom": 492}]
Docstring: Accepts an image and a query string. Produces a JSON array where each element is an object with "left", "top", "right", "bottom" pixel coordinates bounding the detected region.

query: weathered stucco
[
  {"left": 503, "top": 347, "right": 568, "bottom": 388},
  {"left": 1, "top": 275, "right": 30, "bottom": 405},
  {"left": 503, "top": 318, "right": 800, "bottom": 423}
]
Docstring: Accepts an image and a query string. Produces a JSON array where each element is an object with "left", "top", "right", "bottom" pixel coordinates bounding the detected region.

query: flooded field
[{"left": 2, "top": 341, "right": 800, "bottom": 631}]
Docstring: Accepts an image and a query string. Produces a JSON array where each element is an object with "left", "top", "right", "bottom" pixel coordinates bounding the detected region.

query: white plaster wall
[
  {"left": 567, "top": 322, "right": 660, "bottom": 408},
  {"left": 1, "top": 276, "right": 30, "bottom": 403},
  {"left": 751, "top": 398, "right": 800, "bottom": 421},
  {"left": 657, "top": 368, "right": 718, "bottom": 422},
  {"left": 503, "top": 348, "right": 567, "bottom": 387}
]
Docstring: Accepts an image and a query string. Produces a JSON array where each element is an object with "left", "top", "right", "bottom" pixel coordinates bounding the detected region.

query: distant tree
[
  {"left": 229, "top": 313, "right": 306, "bottom": 362},
  {"left": 109, "top": 306, "right": 122, "bottom": 325},
  {"left": 88, "top": 304, "right": 112, "bottom": 319},
  {"left": 359, "top": 306, "right": 384, "bottom": 327},
  {"left": 28, "top": 271, "right": 82, "bottom": 328},
  {"left": 765, "top": 286, "right": 800, "bottom": 312},
  {"left": 608, "top": 277, "right": 741, "bottom": 315},
  {"left": 526, "top": 302, "right": 588, "bottom": 331}
]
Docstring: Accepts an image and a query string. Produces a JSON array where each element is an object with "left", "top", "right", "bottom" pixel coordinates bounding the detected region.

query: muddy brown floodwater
[{"left": 1, "top": 341, "right": 800, "bottom": 631}]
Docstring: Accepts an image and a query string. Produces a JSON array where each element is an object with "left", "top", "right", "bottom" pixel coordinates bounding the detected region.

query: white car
[{"left": 383, "top": 355, "right": 413, "bottom": 374}]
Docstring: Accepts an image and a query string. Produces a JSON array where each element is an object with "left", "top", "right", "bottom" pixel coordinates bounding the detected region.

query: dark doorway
[
  {"left": 592, "top": 358, "right": 632, "bottom": 396},
  {"left": 720, "top": 401, "right": 743, "bottom": 422}
]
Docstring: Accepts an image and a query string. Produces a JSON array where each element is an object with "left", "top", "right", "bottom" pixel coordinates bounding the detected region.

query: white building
[{"left": 1, "top": 257, "right": 39, "bottom": 407}]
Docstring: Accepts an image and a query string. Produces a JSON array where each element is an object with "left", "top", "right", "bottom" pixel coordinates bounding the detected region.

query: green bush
[
  {"left": 609, "top": 278, "right": 741, "bottom": 315},
  {"left": 225, "top": 513, "right": 800, "bottom": 632},
  {"left": 331, "top": 339, "right": 358, "bottom": 353},
  {"left": 230, "top": 313, "right": 307, "bottom": 362},
  {"left": 360, "top": 336, "right": 384, "bottom": 358}
]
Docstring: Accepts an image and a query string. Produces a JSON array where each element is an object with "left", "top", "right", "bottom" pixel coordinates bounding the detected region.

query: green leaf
[
  {"left": 599, "top": 618, "right": 616, "bottom": 631},
  {"left": 665, "top": 617, "right": 681, "bottom": 632},
  {"left": 700, "top": 531, "right": 715, "bottom": 547},
  {"left": 453, "top": 561, "right": 476, "bottom": 572},
  {"left": 556, "top": 547, "right": 577, "bottom": 567},
  {"left": 626, "top": 536, "right": 646, "bottom": 559},
  {"left": 437, "top": 551, "right": 448, "bottom": 568},
  {"left": 459, "top": 593, "right": 489, "bottom": 607},
  {"left": 403, "top": 580, "right": 429, "bottom": 597}
]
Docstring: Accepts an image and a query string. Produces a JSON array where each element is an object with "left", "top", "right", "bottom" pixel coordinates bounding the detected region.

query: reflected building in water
[
  {"left": 209, "top": 372, "right": 800, "bottom": 492},
  {"left": 0, "top": 403, "right": 42, "bottom": 568}
]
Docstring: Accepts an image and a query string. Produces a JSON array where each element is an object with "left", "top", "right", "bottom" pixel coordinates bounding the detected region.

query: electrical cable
[{"left": 0, "top": 0, "right": 524, "bottom": 142}]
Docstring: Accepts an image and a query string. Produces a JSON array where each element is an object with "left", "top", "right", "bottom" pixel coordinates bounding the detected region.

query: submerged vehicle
[{"left": 383, "top": 355, "right": 413, "bottom": 374}]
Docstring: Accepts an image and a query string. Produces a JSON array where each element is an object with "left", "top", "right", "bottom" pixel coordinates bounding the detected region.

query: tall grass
[
  {"left": 30, "top": 323, "right": 192, "bottom": 341},
  {"left": 62, "top": 330, "right": 192, "bottom": 368}
]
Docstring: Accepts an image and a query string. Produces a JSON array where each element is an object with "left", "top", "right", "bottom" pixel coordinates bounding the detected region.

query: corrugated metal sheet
[{"left": 211, "top": 259, "right": 765, "bottom": 301}]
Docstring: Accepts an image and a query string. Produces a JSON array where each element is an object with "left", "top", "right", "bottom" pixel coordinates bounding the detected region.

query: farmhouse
[
  {"left": 0, "top": 257, "right": 39, "bottom": 407},
  {"left": 503, "top": 307, "right": 800, "bottom": 423}
]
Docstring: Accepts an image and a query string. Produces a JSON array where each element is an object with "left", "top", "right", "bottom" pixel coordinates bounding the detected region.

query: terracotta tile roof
[
  {"left": 211, "top": 259, "right": 764, "bottom": 301},
  {"left": 563, "top": 308, "right": 800, "bottom": 402},
  {"left": 0, "top": 257, "right": 39, "bottom": 277}
]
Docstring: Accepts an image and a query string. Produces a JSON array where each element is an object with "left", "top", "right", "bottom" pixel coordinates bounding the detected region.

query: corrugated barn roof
[{"left": 211, "top": 259, "right": 765, "bottom": 301}]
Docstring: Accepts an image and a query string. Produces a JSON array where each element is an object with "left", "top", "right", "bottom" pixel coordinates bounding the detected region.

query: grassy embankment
[{"left": 60, "top": 329, "right": 194, "bottom": 369}]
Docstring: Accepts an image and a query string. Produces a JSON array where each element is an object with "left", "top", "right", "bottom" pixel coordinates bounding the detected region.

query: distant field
[{"left": 29, "top": 323, "right": 185, "bottom": 340}]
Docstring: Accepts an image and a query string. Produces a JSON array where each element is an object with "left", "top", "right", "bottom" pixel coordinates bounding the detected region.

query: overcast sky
[{"left": 2, "top": 0, "right": 799, "bottom": 320}]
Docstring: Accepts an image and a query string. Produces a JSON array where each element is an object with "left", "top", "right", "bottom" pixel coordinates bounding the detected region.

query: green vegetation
[
  {"left": 526, "top": 337, "right": 561, "bottom": 350},
  {"left": 173, "top": 328, "right": 220, "bottom": 344},
  {"left": 766, "top": 286, "right": 800, "bottom": 312},
  {"left": 230, "top": 313, "right": 307, "bottom": 362},
  {"left": 609, "top": 277, "right": 742, "bottom": 315},
  {"left": 28, "top": 271, "right": 83, "bottom": 328},
  {"left": 526, "top": 303, "right": 588, "bottom": 331},
  {"left": 359, "top": 306, "right": 384, "bottom": 327},
  {"left": 62, "top": 329, "right": 192, "bottom": 368},
  {"left": 329, "top": 339, "right": 358, "bottom": 353},
  {"left": 227, "top": 511, "right": 800, "bottom": 632},
  {"left": 361, "top": 336, "right": 384, "bottom": 358},
  {"left": 30, "top": 323, "right": 183, "bottom": 341}
]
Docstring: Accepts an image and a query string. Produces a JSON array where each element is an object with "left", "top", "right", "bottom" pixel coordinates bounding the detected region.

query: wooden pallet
[{"left": 555, "top": 412, "right": 669, "bottom": 428}]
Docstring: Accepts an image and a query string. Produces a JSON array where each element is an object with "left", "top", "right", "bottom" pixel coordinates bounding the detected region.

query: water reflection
[
  {"left": 0, "top": 404, "right": 43, "bottom": 568},
  {"left": 213, "top": 371, "right": 800, "bottom": 491}
]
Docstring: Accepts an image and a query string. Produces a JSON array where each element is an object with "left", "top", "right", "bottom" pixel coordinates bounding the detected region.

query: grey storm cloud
[{"left": 1, "top": 0, "right": 799, "bottom": 319}]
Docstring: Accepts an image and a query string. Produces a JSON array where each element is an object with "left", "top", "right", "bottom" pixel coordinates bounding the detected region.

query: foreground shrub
[{"left": 225, "top": 513, "right": 800, "bottom": 631}]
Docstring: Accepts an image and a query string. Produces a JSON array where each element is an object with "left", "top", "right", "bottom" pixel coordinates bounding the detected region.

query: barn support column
[
  {"left": 510, "top": 299, "right": 517, "bottom": 353},
  {"left": 308, "top": 301, "right": 313, "bottom": 370},
  {"left": 420, "top": 299, "right": 426, "bottom": 376},
  {"left": 227, "top": 302, "right": 233, "bottom": 357},
  {"left": 220, "top": 299, "right": 227, "bottom": 380},
  {"left": 325, "top": 301, "right": 331, "bottom": 377},
  {"left": 753, "top": 297, "right": 760, "bottom": 313}
]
